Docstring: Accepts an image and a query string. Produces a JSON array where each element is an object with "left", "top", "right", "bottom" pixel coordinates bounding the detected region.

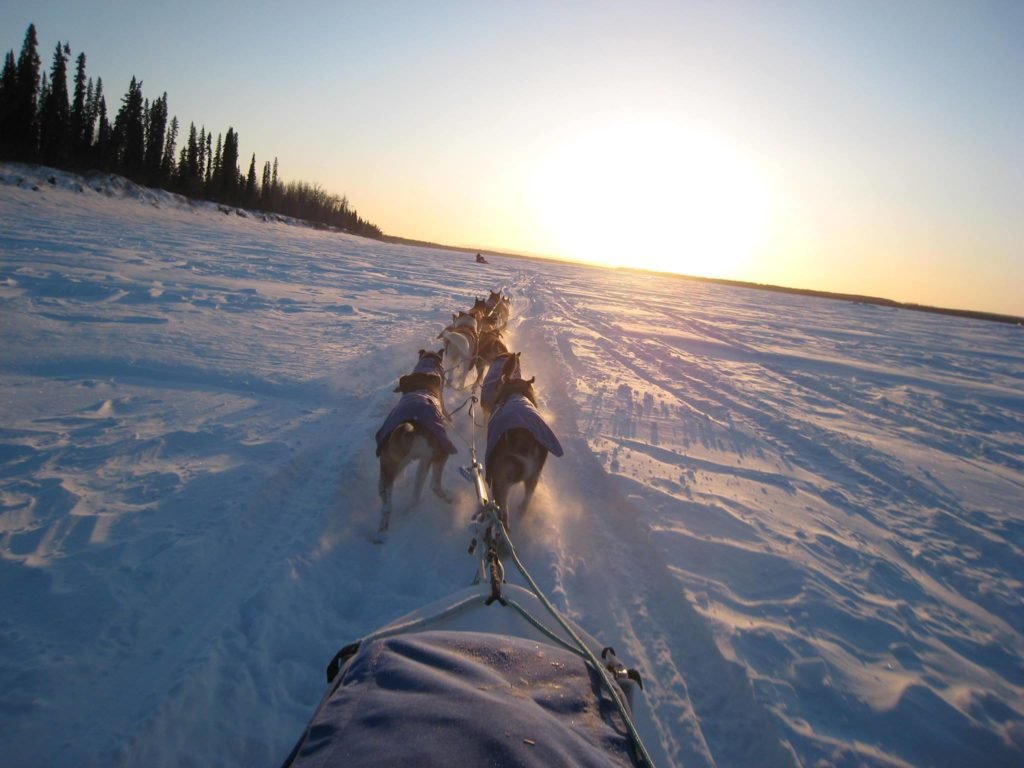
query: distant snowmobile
[{"left": 475, "top": 252, "right": 489, "bottom": 264}]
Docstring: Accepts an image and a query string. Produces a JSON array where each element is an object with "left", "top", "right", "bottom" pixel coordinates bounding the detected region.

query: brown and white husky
[{"left": 374, "top": 350, "right": 456, "bottom": 535}]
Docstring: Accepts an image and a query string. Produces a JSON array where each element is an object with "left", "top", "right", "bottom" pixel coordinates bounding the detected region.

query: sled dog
[
  {"left": 485, "top": 355, "right": 563, "bottom": 530},
  {"left": 472, "top": 329, "right": 509, "bottom": 390},
  {"left": 374, "top": 349, "right": 456, "bottom": 534},
  {"left": 437, "top": 313, "right": 478, "bottom": 389}
]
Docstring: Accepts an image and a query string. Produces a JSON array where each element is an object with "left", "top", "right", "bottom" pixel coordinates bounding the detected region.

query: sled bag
[{"left": 281, "top": 629, "right": 636, "bottom": 767}]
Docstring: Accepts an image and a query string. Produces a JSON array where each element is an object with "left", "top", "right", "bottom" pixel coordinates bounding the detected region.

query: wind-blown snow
[{"left": 1, "top": 164, "right": 1022, "bottom": 767}]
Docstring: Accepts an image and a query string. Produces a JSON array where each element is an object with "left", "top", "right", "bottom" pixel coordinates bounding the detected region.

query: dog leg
[
  {"left": 489, "top": 472, "right": 513, "bottom": 532},
  {"left": 411, "top": 456, "right": 430, "bottom": 506},
  {"left": 431, "top": 454, "right": 453, "bottom": 502},
  {"left": 519, "top": 450, "right": 548, "bottom": 515},
  {"left": 378, "top": 464, "right": 397, "bottom": 533}
]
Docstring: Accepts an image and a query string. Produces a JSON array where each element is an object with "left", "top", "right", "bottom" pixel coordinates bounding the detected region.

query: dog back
[
  {"left": 481, "top": 353, "right": 519, "bottom": 413},
  {"left": 485, "top": 393, "right": 563, "bottom": 466},
  {"left": 413, "top": 353, "right": 444, "bottom": 378},
  {"left": 376, "top": 389, "right": 456, "bottom": 457}
]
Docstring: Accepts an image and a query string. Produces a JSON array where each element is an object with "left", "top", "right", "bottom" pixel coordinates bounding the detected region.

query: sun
[{"left": 530, "top": 119, "right": 773, "bottom": 279}]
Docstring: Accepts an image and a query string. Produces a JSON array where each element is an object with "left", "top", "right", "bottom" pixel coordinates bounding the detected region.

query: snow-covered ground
[{"left": 1, "top": 164, "right": 1022, "bottom": 768}]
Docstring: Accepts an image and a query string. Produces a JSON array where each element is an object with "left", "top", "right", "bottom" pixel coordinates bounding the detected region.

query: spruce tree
[
  {"left": 86, "top": 76, "right": 104, "bottom": 165},
  {"left": 210, "top": 132, "right": 222, "bottom": 198},
  {"left": 181, "top": 121, "right": 198, "bottom": 193},
  {"left": 271, "top": 157, "right": 279, "bottom": 209},
  {"left": 245, "top": 152, "right": 257, "bottom": 207},
  {"left": 37, "top": 72, "right": 50, "bottom": 136},
  {"left": 175, "top": 138, "right": 188, "bottom": 192},
  {"left": 12, "top": 23, "right": 41, "bottom": 160},
  {"left": 260, "top": 160, "right": 271, "bottom": 210},
  {"left": 220, "top": 127, "right": 239, "bottom": 203},
  {"left": 70, "top": 52, "right": 87, "bottom": 164},
  {"left": 161, "top": 115, "right": 177, "bottom": 184},
  {"left": 39, "top": 42, "right": 71, "bottom": 166},
  {"left": 205, "top": 132, "right": 214, "bottom": 192},
  {"left": 197, "top": 126, "right": 206, "bottom": 184},
  {"left": 0, "top": 50, "right": 17, "bottom": 158},
  {"left": 145, "top": 92, "right": 167, "bottom": 185},
  {"left": 114, "top": 76, "right": 145, "bottom": 179},
  {"left": 82, "top": 77, "right": 95, "bottom": 155},
  {"left": 94, "top": 91, "right": 110, "bottom": 169}
]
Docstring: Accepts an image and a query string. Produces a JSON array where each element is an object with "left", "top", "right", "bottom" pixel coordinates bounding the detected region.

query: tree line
[{"left": 0, "top": 23, "right": 382, "bottom": 238}]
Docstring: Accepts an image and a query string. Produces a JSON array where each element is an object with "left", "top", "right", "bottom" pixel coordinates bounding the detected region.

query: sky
[{"left": 2, "top": 0, "right": 1022, "bottom": 315}]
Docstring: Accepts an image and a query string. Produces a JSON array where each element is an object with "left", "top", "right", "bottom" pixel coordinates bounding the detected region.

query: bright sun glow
[{"left": 531, "top": 119, "right": 773, "bottom": 278}]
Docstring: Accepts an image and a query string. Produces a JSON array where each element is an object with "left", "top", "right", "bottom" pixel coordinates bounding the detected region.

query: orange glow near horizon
[{"left": 529, "top": 119, "right": 775, "bottom": 280}]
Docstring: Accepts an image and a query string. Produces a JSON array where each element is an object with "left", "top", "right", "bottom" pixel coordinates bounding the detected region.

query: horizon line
[{"left": 382, "top": 233, "right": 1024, "bottom": 326}]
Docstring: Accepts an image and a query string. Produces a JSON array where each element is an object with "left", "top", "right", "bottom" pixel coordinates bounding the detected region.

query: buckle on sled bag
[{"left": 326, "top": 641, "right": 361, "bottom": 683}]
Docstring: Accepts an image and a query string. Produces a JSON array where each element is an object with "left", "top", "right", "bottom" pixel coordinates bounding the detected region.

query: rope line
[
  {"left": 382, "top": 292, "right": 657, "bottom": 766},
  {"left": 446, "top": 393, "right": 476, "bottom": 419},
  {"left": 486, "top": 507, "right": 656, "bottom": 768},
  {"left": 455, "top": 393, "right": 657, "bottom": 768}
]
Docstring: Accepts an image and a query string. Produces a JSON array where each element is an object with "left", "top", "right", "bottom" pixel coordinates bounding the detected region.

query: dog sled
[
  {"left": 280, "top": 580, "right": 648, "bottom": 767},
  {"left": 282, "top": 290, "right": 655, "bottom": 767},
  {"left": 282, "top": 443, "right": 654, "bottom": 767}
]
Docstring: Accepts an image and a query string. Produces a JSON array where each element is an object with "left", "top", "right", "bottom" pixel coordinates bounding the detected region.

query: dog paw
[
  {"left": 372, "top": 529, "right": 389, "bottom": 545},
  {"left": 434, "top": 487, "right": 454, "bottom": 503}
]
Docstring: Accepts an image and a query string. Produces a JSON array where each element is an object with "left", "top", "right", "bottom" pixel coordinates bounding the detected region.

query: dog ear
[
  {"left": 501, "top": 353, "right": 518, "bottom": 378},
  {"left": 527, "top": 376, "right": 536, "bottom": 385}
]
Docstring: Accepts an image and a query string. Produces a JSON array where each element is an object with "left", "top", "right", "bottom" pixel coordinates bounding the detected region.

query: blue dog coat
[
  {"left": 376, "top": 391, "right": 457, "bottom": 457},
  {"left": 481, "top": 354, "right": 519, "bottom": 411},
  {"left": 485, "top": 393, "right": 563, "bottom": 465}
]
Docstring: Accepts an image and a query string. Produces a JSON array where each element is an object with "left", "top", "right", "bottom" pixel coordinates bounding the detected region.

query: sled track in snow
[{"left": 506, "top": 278, "right": 799, "bottom": 767}]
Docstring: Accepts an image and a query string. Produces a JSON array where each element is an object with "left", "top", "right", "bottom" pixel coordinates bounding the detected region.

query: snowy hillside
[{"left": 1, "top": 164, "right": 1022, "bottom": 767}]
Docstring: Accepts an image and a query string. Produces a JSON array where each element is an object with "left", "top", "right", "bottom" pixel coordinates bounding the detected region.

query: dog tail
[{"left": 389, "top": 422, "right": 417, "bottom": 458}]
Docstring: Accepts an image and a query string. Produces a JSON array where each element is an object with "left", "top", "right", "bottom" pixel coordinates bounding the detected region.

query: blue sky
[{"left": 3, "top": 1, "right": 1022, "bottom": 315}]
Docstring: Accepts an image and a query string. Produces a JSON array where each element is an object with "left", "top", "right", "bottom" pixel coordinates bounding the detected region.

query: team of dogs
[{"left": 374, "top": 290, "right": 563, "bottom": 535}]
